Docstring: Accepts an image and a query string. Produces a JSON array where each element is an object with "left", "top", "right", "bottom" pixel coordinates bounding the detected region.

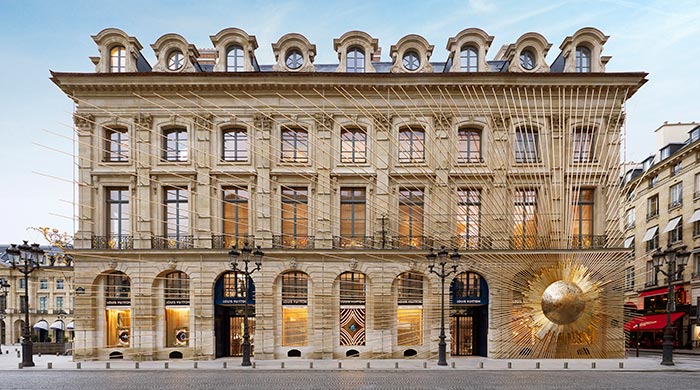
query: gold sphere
[{"left": 541, "top": 280, "right": 586, "bottom": 325}]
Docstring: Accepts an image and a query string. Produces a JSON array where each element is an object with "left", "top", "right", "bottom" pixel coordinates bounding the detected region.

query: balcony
[
  {"left": 668, "top": 199, "right": 683, "bottom": 210},
  {"left": 91, "top": 235, "right": 133, "bottom": 250},
  {"left": 272, "top": 235, "right": 314, "bottom": 249},
  {"left": 695, "top": 190, "right": 700, "bottom": 200},
  {"left": 392, "top": 235, "right": 434, "bottom": 250},
  {"left": 151, "top": 235, "right": 194, "bottom": 249},
  {"left": 211, "top": 235, "right": 256, "bottom": 250},
  {"left": 692, "top": 272, "right": 700, "bottom": 281},
  {"left": 332, "top": 236, "right": 375, "bottom": 249},
  {"left": 647, "top": 210, "right": 659, "bottom": 220},
  {"left": 509, "top": 235, "right": 549, "bottom": 250},
  {"left": 450, "top": 236, "right": 492, "bottom": 250},
  {"left": 568, "top": 235, "right": 607, "bottom": 249}
]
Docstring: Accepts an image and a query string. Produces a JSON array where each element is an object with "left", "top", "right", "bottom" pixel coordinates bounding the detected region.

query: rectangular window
[
  {"left": 669, "top": 183, "right": 683, "bottom": 209},
  {"left": 165, "top": 308, "right": 190, "bottom": 347},
  {"left": 671, "top": 162, "right": 681, "bottom": 176},
  {"left": 340, "top": 188, "right": 366, "bottom": 247},
  {"left": 40, "top": 279, "right": 48, "bottom": 289},
  {"left": 399, "top": 189, "right": 424, "bottom": 248},
  {"left": 514, "top": 128, "right": 539, "bottom": 163},
  {"left": 20, "top": 279, "right": 26, "bottom": 289},
  {"left": 223, "top": 273, "right": 248, "bottom": 299},
  {"left": 669, "top": 217, "right": 683, "bottom": 244},
  {"left": 648, "top": 175, "right": 658, "bottom": 189},
  {"left": 164, "top": 187, "right": 189, "bottom": 240},
  {"left": 163, "top": 129, "right": 188, "bottom": 162},
  {"left": 457, "top": 128, "right": 481, "bottom": 163},
  {"left": 19, "top": 296, "right": 27, "bottom": 313},
  {"left": 695, "top": 173, "right": 700, "bottom": 199},
  {"left": 572, "top": 129, "right": 594, "bottom": 163},
  {"left": 282, "top": 307, "right": 308, "bottom": 346},
  {"left": 340, "top": 128, "right": 367, "bottom": 163},
  {"left": 625, "top": 267, "right": 635, "bottom": 291},
  {"left": 571, "top": 189, "right": 594, "bottom": 248},
  {"left": 56, "top": 280, "right": 64, "bottom": 290},
  {"left": 397, "top": 308, "right": 423, "bottom": 346},
  {"left": 646, "top": 261, "right": 657, "bottom": 286},
  {"left": 281, "top": 187, "right": 309, "bottom": 247},
  {"left": 456, "top": 189, "right": 480, "bottom": 249},
  {"left": 106, "top": 309, "right": 131, "bottom": 347},
  {"left": 56, "top": 296, "right": 64, "bottom": 310},
  {"left": 104, "top": 127, "right": 128, "bottom": 162},
  {"left": 107, "top": 188, "right": 130, "bottom": 245},
  {"left": 513, "top": 190, "right": 537, "bottom": 248},
  {"left": 694, "top": 253, "right": 700, "bottom": 278},
  {"left": 647, "top": 195, "right": 659, "bottom": 219},
  {"left": 39, "top": 296, "right": 48, "bottom": 311},
  {"left": 223, "top": 187, "right": 249, "bottom": 248},
  {"left": 398, "top": 127, "right": 425, "bottom": 163},
  {"left": 222, "top": 129, "right": 248, "bottom": 162},
  {"left": 625, "top": 208, "right": 635, "bottom": 230},
  {"left": 281, "top": 128, "right": 308, "bottom": 163},
  {"left": 646, "top": 227, "right": 659, "bottom": 252}
]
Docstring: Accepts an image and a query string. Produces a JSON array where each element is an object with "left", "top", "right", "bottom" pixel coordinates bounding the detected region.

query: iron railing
[
  {"left": 272, "top": 235, "right": 315, "bottom": 249},
  {"left": 692, "top": 272, "right": 700, "bottom": 281},
  {"left": 211, "top": 235, "right": 256, "bottom": 249},
  {"left": 332, "top": 236, "right": 375, "bottom": 249},
  {"left": 391, "top": 236, "right": 434, "bottom": 250},
  {"left": 668, "top": 199, "right": 683, "bottom": 210},
  {"left": 151, "top": 235, "right": 194, "bottom": 249},
  {"left": 91, "top": 235, "right": 133, "bottom": 250},
  {"left": 647, "top": 210, "right": 659, "bottom": 220},
  {"left": 568, "top": 235, "right": 607, "bottom": 249}
]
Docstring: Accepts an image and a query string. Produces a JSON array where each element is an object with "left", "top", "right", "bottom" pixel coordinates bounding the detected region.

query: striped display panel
[{"left": 340, "top": 308, "right": 365, "bottom": 346}]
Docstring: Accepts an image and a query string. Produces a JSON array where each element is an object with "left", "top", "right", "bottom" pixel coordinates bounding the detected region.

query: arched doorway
[
  {"left": 214, "top": 271, "right": 254, "bottom": 358},
  {"left": 450, "top": 272, "right": 488, "bottom": 357}
]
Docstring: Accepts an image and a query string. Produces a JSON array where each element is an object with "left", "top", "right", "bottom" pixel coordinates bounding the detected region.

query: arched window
[
  {"left": 281, "top": 271, "right": 308, "bottom": 346},
  {"left": 104, "top": 271, "right": 131, "bottom": 348},
  {"left": 402, "top": 51, "right": 420, "bottom": 71},
  {"left": 339, "top": 272, "right": 366, "bottom": 346},
  {"left": 226, "top": 45, "right": 244, "bottom": 72},
  {"left": 575, "top": 46, "right": 591, "bottom": 73},
  {"left": 451, "top": 272, "right": 482, "bottom": 300},
  {"left": 460, "top": 46, "right": 478, "bottom": 72},
  {"left": 519, "top": 49, "right": 536, "bottom": 71},
  {"left": 398, "top": 126, "right": 425, "bottom": 163},
  {"left": 110, "top": 46, "right": 126, "bottom": 73},
  {"left": 164, "top": 271, "right": 190, "bottom": 347},
  {"left": 285, "top": 49, "right": 304, "bottom": 70},
  {"left": 104, "top": 127, "right": 129, "bottom": 162},
  {"left": 222, "top": 128, "right": 248, "bottom": 162},
  {"left": 347, "top": 47, "right": 365, "bottom": 73},
  {"left": 167, "top": 50, "right": 185, "bottom": 71},
  {"left": 457, "top": 128, "right": 481, "bottom": 163},
  {"left": 397, "top": 272, "right": 423, "bottom": 346}
]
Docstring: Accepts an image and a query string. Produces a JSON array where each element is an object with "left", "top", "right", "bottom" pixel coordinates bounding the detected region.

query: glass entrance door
[
  {"left": 229, "top": 316, "right": 255, "bottom": 357},
  {"left": 451, "top": 315, "right": 473, "bottom": 356}
]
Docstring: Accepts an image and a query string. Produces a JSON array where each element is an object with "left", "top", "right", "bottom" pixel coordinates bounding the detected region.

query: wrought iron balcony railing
[
  {"left": 647, "top": 210, "right": 659, "bottom": 220},
  {"left": 91, "top": 235, "right": 133, "bottom": 250},
  {"left": 151, "top": 235, "right": 194, "bottom": 249},
  {"left": 332, "top": 236, "right": 375, "bottom": 249},
  {"left": 694, "top": 190, "right": 700, "bottom": 200},
  {"left": 450, "top": 236, "right": 492, "bottom": 250},
  {"left": 211, "top": 235, "right": 255, "bottom": 250},
  {"left": 508, "top": 235, "right": 549, "bottom": 250},
  {"left": 272, "top": 235, "right": 314, "bottom": 249},
  {"left": 568, "top": 235, "right": 607, "bottom": 249},
  {"left": 668, "top": 199, "right": 683, "bottom": 210},
  {"left": 392, "top": 235, "right": 434, "bottom": 250}
]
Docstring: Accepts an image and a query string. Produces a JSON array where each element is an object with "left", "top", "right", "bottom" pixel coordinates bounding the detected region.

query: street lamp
[
  {"left": 427, "top": 246, "right": 461, "bottom": 366},
  {"left": 5, "top": 241, "right": 44, "bottom": 367},
  {"left": 651, "top": 245, "right": 690, "bottom": 366},
  {"left": 228, "top": 242, "right": 263, "bottom": 367}
]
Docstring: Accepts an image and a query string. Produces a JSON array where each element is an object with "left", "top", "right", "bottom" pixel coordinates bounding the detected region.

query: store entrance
[
  {"left": 215, "top": 306, "right": 255, "bottom": 357},
  {"left": 451, "top": 306, "right": 487, "bottom": 356}
]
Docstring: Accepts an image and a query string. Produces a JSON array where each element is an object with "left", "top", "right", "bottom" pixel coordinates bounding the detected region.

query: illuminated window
[
  {"left": 165, "top": 308, "right": 189, "bottom": 347},
  {"left": 106, "top": 309, "right": 131, "bottom": 347},
  {"left": 397, "top": 272, "right": 423, "bottom": 346},
  {"left": 513, "top": 190, "right": 537, "bottom": 249},
  {"left": 399, "top": 189, "right": 424, "bottom": 248},
  {"left": 281, "top": 271, "right": 308, "bottom": 346},
  {"left": 457, "top": 128, "right": 481, "bottom": 163},
  {"left": 104, "top": 127, "right": 128, "bottom": 162},
  {"left": 575, "top": 46, "right": 591, "bottom": 73},
  {"left": 398, "top": 126, "right": 425, "bottom": 163},
  {"left": 347, "top": 47, "right": 365, "bottom": 73},
  {"left": 163, "top": 128, "right": 188, "bottom": 162},
  {"left": 222, "top": 128, "right": 248, "bottom": 162},
  {"left": 110, "top": 46, "right": 126, "bottom": 73},
  {"left": 223, "top": 271, "right": 249, "bottom": 299},
  {"left": 456, "top": 190, "right": 480, "bottom": 249},
  {"left": 281, "top": 128, "right": 308, "bottom": 163},
  {"left": 281, "top": 187, "right": 309, "bottom": 247},
  {"left": 571, "top": 189, "right": 594, "bottom": 248},
  {"left": 340, "top": 188, "right": 366, "bottom": 247},
  {"left": 460, "top": 46, "right": 478, "bottom": 72},
  {"left": 226, "top": 46, "right": 244, "bottom": 72},
  {"left": 340, "top": 128, "right": 367, "bottom": 163},
  {"left": 223, "top": 187, "right": 249, "bottom": 248}
]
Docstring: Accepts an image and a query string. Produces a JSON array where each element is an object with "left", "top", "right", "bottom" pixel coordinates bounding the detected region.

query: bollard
[
  {"left": 478, "top": 362, "right": 483, "bottom": 369},
  {"left": 281, "top": 362, "right": 285, "bottom": 369},
  {"left": 451, "top": 361, "right": 455, "bottom": 369},
  {"left": 38, "top": 352, "right": 42, "bottom": 357},
  {"left": 135, "top": 362, "right": 139, "bottom": 369},
  {"left": 16, "top": 350, "right": 20, "bottom": 358},
  {"left": 76, "top": 362, "right": 81, "bottom": 370},
  {"left": 535, "top": 362, "right": 540, "bottom": 369},
  {"left": 423, "top": 362, "right": 427, "bottom": 369},
  {"left": 366, "top": 362, "right": 370, "bottom": 369},
  {"left": 619, "top": 362, "right": 624, "bottom": 369},
  {"left": 222, "top": 362, "right": 226, "bottom": 369},
  {"left": 309, "top": 361, "right": 313, "bottom": 369},
  {"left": 338, "top": 362, "right": 342, "bottom": 369},
  {"left": 165, "top": 362, "right": 169, "bottom": 369},
  {"left": 507, "top": 362, "right": 512, "bottom": 369},
  {"left": 194, "top": 362, "right": 198, "bottom": 369},
  {"left": 564, "top": 362, "right": 568, "bottom": 369},
  {"left": 591, "top": 362, "right": 596, "bottom": 369},
  {"left": 394, "top": 362, "right": 399, "bottom": 369},
  {"left": 106, "top": 362, "right": 111, "bottom": 369},
  {"left": 18, "top": 362, "right": 23, "bottom": 369},
  {"left": 56, "top": 352, "right": 60, "bottom": 357},
  {"left": 48, "top": 362, "right": 53, "bottom": 369},
  {"left": 253, "top": 362, "right": 256, "bottom": 369}
]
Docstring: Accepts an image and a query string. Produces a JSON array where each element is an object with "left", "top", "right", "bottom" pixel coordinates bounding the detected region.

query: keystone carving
[
  {"left": 288, "top": 257, "right": 298, "bottom": 270},
  {"left": 107, "top": 259, "right": 117, "bottom": 270},
  {"left": 254, "top": 113, "right": 273, "bottom": 132},
  {"left": 349, "top": 257, "right": 358, "bottom": 270}
]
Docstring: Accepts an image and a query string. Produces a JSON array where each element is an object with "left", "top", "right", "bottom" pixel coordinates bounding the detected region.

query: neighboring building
[
  {"left": 51, "top": 27, "right": 646, "bottom": 361},
  {"left": 0, "top": 246, "right": 75, "bottom": 345},
  {"left": 622, "top": 122, "right": 700, "bottom": 348}
]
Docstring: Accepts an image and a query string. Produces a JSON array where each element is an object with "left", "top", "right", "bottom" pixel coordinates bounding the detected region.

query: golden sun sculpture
[{"left": 523, "top": 260, "right": 603, "bottom": 341}]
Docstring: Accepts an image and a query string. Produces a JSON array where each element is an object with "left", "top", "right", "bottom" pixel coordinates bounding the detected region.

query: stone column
[
  {"left": 133, "top": 113, "right": 154, "bottom": 249},
  {"left": 73, "top": 113, "right": 95, "bottom": 250}
]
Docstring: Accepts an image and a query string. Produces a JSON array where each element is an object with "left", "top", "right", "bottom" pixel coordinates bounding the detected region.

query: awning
[
  {"left": 689, "top": 209, "right": 700, "bottom": 224},
  {"left": 662, "top": 216, "right": 682, "bottom": 233},
  {"left": 624, "top": 312, "right": 685, "bottom": 331},
  {"left": 642, "top": 226, "right": 658, "bottom": 242},
  {"left": 49, "top": 320, "right": 65, "bottom": 331},
  {"left": 32, "top": 320, "right": 49, "bottom": 331},
  {"left": 66, "top": 321, "right": 74, "bottom": 330},
  {"left": 623, "top": 236, "right": 635, "bottom": 248},
  {"left": 639, "top": 285, "right": 682, "bottom": 298},
  {"left": 624, "top": 301, "right": 638, "bottom": 310}
]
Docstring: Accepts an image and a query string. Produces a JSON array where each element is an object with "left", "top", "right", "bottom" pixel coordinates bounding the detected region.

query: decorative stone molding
[
  {"left": 90, "top": 28, "right": 149, "bottom": 73},
  {"left": 333, "top": 31, "right": 380, "bottom": 73},
  {"left": 166, "top": 258, "right": 177, "bottom": 270},
  {"left": 193, "top": 113, "right": 214, "bottom": 130},
  {"left": 313, "top": 113, "right": 334, "bottom": 130},
  {"left": 209, "top": 27, "right": 258, "bottom": 72},
  {"left": 254, "top": 113, "right": 273, "bottom": 132},
  {"left": 288, "top": 257, "right": 298, "bottom": 270},
  {"left": 133, "top": 113, "right": 153, "bottom": 129},
  {"left": 558, "top": 27, "right": 610, "bottom": 73},
  {"left": 151, "top": 33, "right": 200, "bottom": 73},
  {"left": 271, "top": 33, "right": 316, "bottom": 72},
  {"left": 490, "top": 114, "right": 510, "bottom": 130},
  {"left": 433, "top": 113, "right": 453, "bottom": 131},
  {"left": 499, "top": 32, "right": 552, "bottom": 73},
  {"left": 372, "top": 113, "right": 393, "bottom": 130},
  {"left": 445, "top": 28, "right": 494, "bottom": 72},
  {"left": 107, "top": 259, "right": 117, "bottom": 270},
  {"left": 390, "top": 34, "right": 434, "bottom": 73},
  {"left": 73, "top": 113, "right": 95, "bottom": 131},
  {"left": 349, "top": 257, "right": 358, "bottom": 270}
]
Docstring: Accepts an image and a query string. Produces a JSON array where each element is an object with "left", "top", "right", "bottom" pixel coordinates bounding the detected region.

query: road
[{"left": 3, "top": 370, "right": 700, "bottom": 390}]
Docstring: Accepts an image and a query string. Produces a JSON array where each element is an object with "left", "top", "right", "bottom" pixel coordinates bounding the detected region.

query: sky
[{"left": 0, "top": 0, "right": 698, "bottom": 244}]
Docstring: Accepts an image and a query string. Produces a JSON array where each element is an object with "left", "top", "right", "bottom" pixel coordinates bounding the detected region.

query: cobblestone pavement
[{"left": 2, "top": 370, "right": 700, "bottom": 390}]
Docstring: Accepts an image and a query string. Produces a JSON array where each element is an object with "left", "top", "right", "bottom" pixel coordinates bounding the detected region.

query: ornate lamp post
[
  {"left": 427, "top": 246, "right": 461, "bottom": 366},
  {"left": 651, "top": 245, "right": 690, "bottom": 366},
  {"left": 5, "top": 241, "right": 44, "bottom": 367},
  {"left": 228, "top": 242, "right": 263, "bottom": 367}
]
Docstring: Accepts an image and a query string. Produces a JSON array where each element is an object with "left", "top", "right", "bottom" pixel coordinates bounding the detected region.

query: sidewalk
[{"left": 1, "top": 345, "right": 699, "bottom": 372}]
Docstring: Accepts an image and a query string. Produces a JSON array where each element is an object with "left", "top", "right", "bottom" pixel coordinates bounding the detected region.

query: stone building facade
[
  {"left": 52, "top": 27, "right": 646, "bottom": 361},
  {"left": 622, "top": 122, "right": 700, "bottom": 348}
]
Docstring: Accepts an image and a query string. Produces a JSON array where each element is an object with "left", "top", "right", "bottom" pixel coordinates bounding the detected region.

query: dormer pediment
[{"left": 271, "top": 33, "right": 316, "bottom": 72}]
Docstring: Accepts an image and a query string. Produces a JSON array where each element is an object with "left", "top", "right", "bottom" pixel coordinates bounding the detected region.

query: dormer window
[
  {"left": 285, "top": 49, "right": 304, "bottom": 70},
  {"left": 402, "top": 51, "right": 420, "bottom": 71},
  {"left": 226, "top": 46, "right": 244, "bottom": 72},
  {"left": 167, "top": 50, "right": 184, "bottom": 71},
  {"left": 110, "top": 46, "right": 126, "bottom": 73},
  {"left": 576, "top": 46, "right": 591, "bottom": 73},
  {"left": 460, "top": 46, "right": 478, "bottom": 72},
  {"left": 519, "top": 49, "right": 536, "bottom": 70},
  {"left": 347, "top": 47, "right": 365, "bottom": 73}
]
